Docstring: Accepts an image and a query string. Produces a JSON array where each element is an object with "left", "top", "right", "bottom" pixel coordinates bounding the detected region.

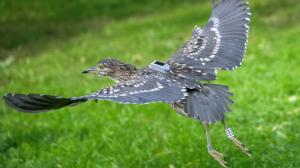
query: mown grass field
[{"left": 0, "top": 0, "right": 299, "bottom": 167}]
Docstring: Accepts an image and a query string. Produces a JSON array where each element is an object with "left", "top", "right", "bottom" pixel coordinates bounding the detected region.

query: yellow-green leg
[
  {"left": 204, "top": 123, "right": 227, "bottom": 168},
  {"left": 222, "top": 120, "right": 252, "bottom": 157}
]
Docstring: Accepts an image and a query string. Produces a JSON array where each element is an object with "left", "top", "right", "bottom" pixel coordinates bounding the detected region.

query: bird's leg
[
  {"left": 222, "top": 120, "right": 252, "bottom": 157},
  {"left": 204, "top": 123, "right": 227, "bottom": 168}
]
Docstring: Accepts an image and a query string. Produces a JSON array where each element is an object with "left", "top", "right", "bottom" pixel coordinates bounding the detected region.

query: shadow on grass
[
  {"left": 0, "top": 0, "right": 201, "bottom": 60},
  {"left": 0, "top": 0, "right": 298, "bottom": 60},
  {"left": 252, "top": 0, "right": 299, "bottom": 28}
]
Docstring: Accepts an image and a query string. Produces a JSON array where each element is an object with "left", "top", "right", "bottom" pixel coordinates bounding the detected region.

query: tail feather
[
  {"left": 185, "top": 84, "right": 233, "bottom": 124},
  {"left": 3, "top": 93, "right": 87, "bottom": 113}
]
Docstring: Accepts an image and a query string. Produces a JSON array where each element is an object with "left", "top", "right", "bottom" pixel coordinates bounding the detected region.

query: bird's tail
[
  {"left": 185, "top": 84, "right": 233, "bottom": 124},
  {"left": 3, "top": 93, "right": 87, "bottom": 113}
]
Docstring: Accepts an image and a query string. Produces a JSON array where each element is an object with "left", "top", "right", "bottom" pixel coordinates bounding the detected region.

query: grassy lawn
[{"left": 0, "top": 0, "right": 300, "bottom": 167}]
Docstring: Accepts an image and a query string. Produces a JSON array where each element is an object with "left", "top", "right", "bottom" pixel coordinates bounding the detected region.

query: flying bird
[{"left": 3, "top": 0, "right": 251, "bottom": 167}]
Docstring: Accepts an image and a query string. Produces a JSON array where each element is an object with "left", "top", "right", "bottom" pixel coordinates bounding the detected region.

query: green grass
[{"left": 1, "top": 0, "right": 300, "bottom": 167}]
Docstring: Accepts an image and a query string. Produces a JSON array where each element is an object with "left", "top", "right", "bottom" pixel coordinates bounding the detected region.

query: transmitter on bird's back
[
  {"left": 149, "top": 60, "right": 170, "bottom": 73},
  {"left": 3, "top": 0, "right": 252, "bottom": 166}
]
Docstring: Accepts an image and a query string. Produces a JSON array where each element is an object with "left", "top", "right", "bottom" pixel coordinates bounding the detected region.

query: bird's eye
[{"left": 99, "top": 64, "right": 104, "bottom": 69}]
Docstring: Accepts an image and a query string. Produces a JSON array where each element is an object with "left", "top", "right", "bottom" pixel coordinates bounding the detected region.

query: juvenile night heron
[{"left": 3, "top": 0, "right": 251, "bottom": 167}]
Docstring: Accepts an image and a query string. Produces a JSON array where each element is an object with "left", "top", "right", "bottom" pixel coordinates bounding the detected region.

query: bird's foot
[
  {"left": 208, "top": 149, "right": 227, "bottom": 168},
  {"left": 230, "top": 137, "right": 252, "bottom": 157}
]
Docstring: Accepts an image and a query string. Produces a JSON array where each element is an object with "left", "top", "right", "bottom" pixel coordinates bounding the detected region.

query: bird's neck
[{"left": 108, "top": 69, "right": 138, "bottom": 83}]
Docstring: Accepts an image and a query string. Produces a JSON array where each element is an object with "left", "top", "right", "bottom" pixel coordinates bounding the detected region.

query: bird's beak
[{"left": 82, "top": 67, "right": 96, "bottom": 74}]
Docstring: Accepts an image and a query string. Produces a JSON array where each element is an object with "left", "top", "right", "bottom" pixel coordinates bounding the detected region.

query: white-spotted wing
[
  {"left": 168, "top": 0, "right": 251, "bottom": 77},
  {"left": 82, "top": 72, "right": 188, "bottom": 104}
]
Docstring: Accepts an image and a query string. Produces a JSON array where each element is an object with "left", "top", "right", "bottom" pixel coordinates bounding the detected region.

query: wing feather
[
  {"left": 82, "top": 72, "right": 188, "bottom": 104},
  {"left": 168, "top": 0, "right": 251, "bottom": 80}
]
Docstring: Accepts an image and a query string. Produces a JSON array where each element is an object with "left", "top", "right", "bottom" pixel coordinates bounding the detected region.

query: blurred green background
[{"left": 0, "top": 0, "right": 299, "bottom": 167}]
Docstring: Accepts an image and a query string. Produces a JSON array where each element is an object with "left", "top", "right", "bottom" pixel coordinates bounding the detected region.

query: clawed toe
[
  {"left": 209, "top": 149, "right": 227, "bottom": 168},
  {"left": 223, "top": 125, "right": 252, "bottom": 158},
  {"left": 231, "top": 137, "right": 252, "bottom": 157},
  {"left": 204, "top": 123, "right": 228, "bottom": 167}
]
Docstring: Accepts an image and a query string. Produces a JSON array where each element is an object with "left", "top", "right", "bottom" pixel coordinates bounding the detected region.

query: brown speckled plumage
[
  {"left": 3, "top": 0, "right": 252, "bottom": 166},
  {"left": 97, "top": 59, "right": 138, "bottom": 83}
]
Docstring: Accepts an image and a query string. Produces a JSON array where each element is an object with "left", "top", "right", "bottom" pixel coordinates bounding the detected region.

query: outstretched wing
[
  {"left": 3, "top": 70, "right": 188, "bottom": 113},
  {"left": 3, "top": 93, "right": 87, "bottom": 113},
  {"left": 168, "top": 0, "right": 251, "bottom": 74},
  {"left": 81, "top": 71, "right": 188, "bottom": 104}
]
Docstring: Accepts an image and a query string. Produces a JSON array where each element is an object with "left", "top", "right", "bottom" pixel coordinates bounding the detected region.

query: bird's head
[{"left": 82, "top": 58, "right": 137, "bottom": 82}]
